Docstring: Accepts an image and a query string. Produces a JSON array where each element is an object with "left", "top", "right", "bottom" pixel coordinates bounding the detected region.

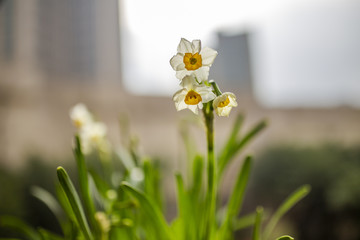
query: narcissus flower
[
  {"left": 80, "top": 122, "right": 109, "bottom": 154},
  {"left": 213, "top": 92, "right": 238, "bottom": 117},
  {"left": 173, "top": 75, "right": 216, "bottom": 114},
  {"left": 170, "top": 38, "right": 218, "bottom": 81},
  {"left": 69, "top": 103, "right": 93, "bottom": 129}
]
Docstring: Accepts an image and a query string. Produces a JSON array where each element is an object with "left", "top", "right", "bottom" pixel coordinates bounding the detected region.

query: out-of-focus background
[{"left": 1, "top": 0, "right": 360, "bottom": 239}]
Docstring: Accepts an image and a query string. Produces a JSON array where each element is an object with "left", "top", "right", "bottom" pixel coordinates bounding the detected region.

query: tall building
[{"left": 210, "top": 31, "right": 253, "bottom": 96}]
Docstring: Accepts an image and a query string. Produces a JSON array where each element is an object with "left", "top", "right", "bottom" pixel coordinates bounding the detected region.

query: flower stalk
[{"left": 203, "top": 102, "right": 217, "bottom": 239}]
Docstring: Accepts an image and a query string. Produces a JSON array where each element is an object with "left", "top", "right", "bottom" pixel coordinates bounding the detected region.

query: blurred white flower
[
  {"left": 213, "top": 92, "right": 238, "bottom": 117},
  {"left": 130, "top": 167, "right": 144, "bottom": 183},
  {"left": 173, "top": 75, "right": 216, "bottom": 114},
  {"left": 80, "top": 122, "right": 108, "bottom": 154},
  {"left": 69, "top": 103, "right": 93, "bottom": 129},
  {"left": 170, "top": 38, "right": 218, "bottom": 81}
]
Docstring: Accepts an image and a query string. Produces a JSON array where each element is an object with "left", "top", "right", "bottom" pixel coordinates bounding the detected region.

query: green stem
[
  {"left": 203, "top": 102, "right": 217, "bottom": 239},
  {"left": 209, "top": 80, "right": 222, "bottom": 96}
]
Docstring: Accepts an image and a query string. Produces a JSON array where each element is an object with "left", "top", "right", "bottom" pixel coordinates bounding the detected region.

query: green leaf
[
  {"left": 276, "top": 235, "right": 294, "bottom": 240},
  {"left": 30, "top": 186, "right": 63, "bottom": 221},
  {"left": 191, "top": 154, "right": 204, "bottom": 198},
  {"left": 218, "top": 114, "right": 244, "bottom": 167},
  {"left": 218, "top": 156, "right": 252, "bottom": 239},
  {"left": 218, "top": 119, "right": 267, "bottom": 178},
  {"left": 233, "top": 212, "right": 256, "bottom": 230},
  {"left": 0, "top": 216, "right": 41, "bottom": 240},
  {"left": 57, "top": 166, "right": 94, "bottom": 240},
  {"left": 263, "top": 185, "right": 311, "bottom": 240},
  {"left": 143, "top": 158, "right": 163, "bottom": 210},
  {"left": 252, "top": 207, "right": 264, "bottom": 240},
  {"left": 73, "top": 136, "right": 98, "bottom": 231},
  {"left": 88, "top": 169, "right": 111, "bottom": 200},
  {"left": 38, "top": 228, "right": 64, "bottom": 240},
  {"left": 121, "top": 182, "right": 173, "bottom": 240},
  {"left": 31, "top": 186, "right": 70, "bottom": 237}
]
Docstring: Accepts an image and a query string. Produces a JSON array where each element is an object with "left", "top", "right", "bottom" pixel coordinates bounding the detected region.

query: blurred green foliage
[
  {"left": 248, "top": 143, "right": 360, "bottom": 240},
  {"left": 0, "top": 155, "right": 75, "bottom": 237}
]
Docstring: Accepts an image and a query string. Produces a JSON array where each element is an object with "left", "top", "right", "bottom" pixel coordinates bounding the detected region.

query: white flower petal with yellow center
[
  {"left": 213, "top": 92, "right": 238, "bottom": 117},
  {"left": 173, "top": 75, "right": 216, "bottom": 114},
  {"left": 170, "top": 38, "right": 218, "bottom": 81},
  {"left": 69, "top": 103, "right": 93, "bottom": 129}
]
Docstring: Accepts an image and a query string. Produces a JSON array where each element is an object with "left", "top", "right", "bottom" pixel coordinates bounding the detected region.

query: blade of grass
[
  {"left": 73, "top": 136, "right": 98, "bottom": 234},
  {"left": 252, "top": 207, "right": 264, "bottom": 240},
  {"left": 57, "top": 166, "right": 94, "bottom": 240},
  {"left": 276, "top": 236, "right": 294, "bottom": 240},
  {"left": 218, "top": 120, "right": 267, "bottom": 178},
  {"left": 31, "top": 186, "right": 69, "bottom": 236},
  {"left": 121, "top": 182, "right": 173, "bottom": 240},
  {"left": 38, "top": 228, "right": 64, "bottom": 240},
  {"left": 218, "top": 156, "right": 252, "bottom": 239},
  {"left": 218, "top": 114, "right": 244, "bottom": 168},
  {"left": 175, "top": 173, "right": 198, "bottom": 240},
  {"left": 191, "top": 154, "right": 204, "bottom": 198},
  {"left": 263, "top": 185, "right": 311, "bottom": 240},
  {"left": 143, "top": 159, "right": 163, "bottom": 210},
  {"left": 0, "top": 216, "right": 41, "bottom": 240},
  {"left": 30, "top": 186, "right": 63, "bottom": 221}
]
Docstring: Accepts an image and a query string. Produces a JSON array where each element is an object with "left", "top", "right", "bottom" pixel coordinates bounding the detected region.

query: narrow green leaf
[
  {"left": 55, "top": 182, "right": 76, "bottom": 222},
  {"left": 175, "top": 174, "right": 186, "bottom": 240},
  {"left": 121, "top": 182, "right": 173, "bottom": 240},
  {"left": 88, "top": 169, "right": 110, "bottom": 200},
  {"left": 276, "top": 235, "right": 294, "bottom": 240},
  {"left": 191, "top": 154, "right": 204, "bottom": 197},
  {"left": 38, "top": 228, "right": 64, "bottom": 240},
  {"left": 73, "top": 136, "right": 98, "bottom": 233},
  {"left": 0, "top": 216, "right": 41, "bottom": 240},
  {"left": 218, "top": 114, "right": 244, "bottom": 167},
  {"left": 218, "top": 120, "right": 267, "bottom": 178},
  {"left": 31, "top": 186, "right": 70, "bottom": 237},
  {"left": 233, "top": 212, "right": 256, "bottom": 230},
  {"left": 263, "top": 185, "right": 311, "bottom": 240},
  {"left": 252, "top": 207, "right": 263, "bottom": 240},
  {"left": 57, "top": 166, "right": 94, "bottom": 240},
  {"left": 219, "top": 156, "right": 252, "bottom": 239},
  {"left": 30, "top": 186, "right": 63, "bottom": 221},
  {"left": 143, "top": 159, "right": 163, "bottom": 210}
]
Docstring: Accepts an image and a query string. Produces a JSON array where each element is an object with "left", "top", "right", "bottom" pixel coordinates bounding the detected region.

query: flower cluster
[
  {"left": 69, "top": 103, "right": 109, "bottom": 154},
  {"left": 170, "top": 38, "right": 237, "bottom": 117}
]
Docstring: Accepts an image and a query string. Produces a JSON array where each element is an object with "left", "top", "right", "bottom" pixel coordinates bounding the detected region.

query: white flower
[
  {"left": 80, "top": 122, "right": 108, "bottom": 154},
  {"left": 170, "top": 38, "right": 218, "bottom": 81},
  {"left": 213, "top": 92, "right": 238, "bottom": 117},
  {"left": 69, "top": 103, "right": 93, "bottom": 129},
  {"left": 173, "top": 75, "right": 216, "bottom": 114}
]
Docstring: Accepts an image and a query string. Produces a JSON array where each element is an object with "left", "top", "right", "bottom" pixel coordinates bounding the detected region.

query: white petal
[
  {"left": 176, "top": 100, "right": 188, "bottom": 111},
  {"left": 201, "top": 91, "right": 216, "bottom": 103},
  {"left": 193, "top": 67, "right": 209, "bottom": 82},
  {"left": 180, "top": 75, "right": 197, "bottom": 89},
  {"left": 188, "top": 105, "right": 199, "bottom": 114},
  {"left": 173, "top": 88, "right": 187, "bottom": 102},
  {"left": 173, "top": 89, "right": 187, "bottom": 111},
  {"left": 191, "top": 40, "right": 201, "bottom": 53},
  {"left": 224, "top": 92, "right": 238, "bottom": 107},
  {"left": 177, "top": 38, "right": 192, "bottom": 54},
  {"left": 170, "top": 54, "right": 184, "bottom": 70},
  {"left": 200, "top": 47, "right": 218, "bottom": 66},
  {"left": 175, "top": 69, "right": 190, "bottom": 80}
]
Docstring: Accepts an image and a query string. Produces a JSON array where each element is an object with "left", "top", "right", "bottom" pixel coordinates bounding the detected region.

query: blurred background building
[{"left": 0, "top": 0, "right": 360, "bottom": 238}]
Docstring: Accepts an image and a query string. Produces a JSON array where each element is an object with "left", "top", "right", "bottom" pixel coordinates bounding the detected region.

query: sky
[{"left": 119, "top": 0, "right": 360, "bottom": 108}]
